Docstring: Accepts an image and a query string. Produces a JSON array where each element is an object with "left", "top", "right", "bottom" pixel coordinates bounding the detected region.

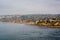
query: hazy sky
[{"left": 0, "top": 0, "right": 60, "bottom": 15}]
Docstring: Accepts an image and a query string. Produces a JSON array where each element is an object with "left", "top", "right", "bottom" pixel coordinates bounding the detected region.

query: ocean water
[{"left": 0, "top": 23, "right": 60, "bottom": 40}]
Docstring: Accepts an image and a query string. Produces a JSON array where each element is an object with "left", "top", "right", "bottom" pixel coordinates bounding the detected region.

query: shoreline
[{"left": 0, "top": 22, "right": 60, "bottom": 28}]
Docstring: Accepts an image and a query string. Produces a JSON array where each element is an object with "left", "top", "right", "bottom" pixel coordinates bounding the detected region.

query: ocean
[{"left": 0, "top": 23, "right": 60, "bottom": 40}]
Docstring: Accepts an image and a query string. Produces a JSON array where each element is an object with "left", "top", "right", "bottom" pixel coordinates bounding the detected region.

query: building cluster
[
  {"left": 0, "top": 15, "right": 60, "bottom": 27},
  {"left": 36, "top": 18, "right": 60, "bottom": 26}
]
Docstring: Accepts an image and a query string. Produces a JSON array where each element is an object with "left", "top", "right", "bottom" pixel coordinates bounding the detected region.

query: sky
[{"left": 0, "top": 0, "right": 60, "bottom": 15}]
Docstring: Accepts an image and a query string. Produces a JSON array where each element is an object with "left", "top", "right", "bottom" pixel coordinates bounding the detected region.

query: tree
[{"left": 50, "top": 21, "right": 55, "bottom": 26}]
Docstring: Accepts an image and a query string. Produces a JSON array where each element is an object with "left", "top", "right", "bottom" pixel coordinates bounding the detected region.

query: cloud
[{"left": 0, "top": 0, "right": 60, "bottom": 15}]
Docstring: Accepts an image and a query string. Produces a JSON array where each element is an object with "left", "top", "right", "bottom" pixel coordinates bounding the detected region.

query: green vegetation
[
  {"left": 0, "top": 14, "right": 60, "bottom": 27},
  {"left": 50, "top": 21, "right": 55, "bottom": 26}
]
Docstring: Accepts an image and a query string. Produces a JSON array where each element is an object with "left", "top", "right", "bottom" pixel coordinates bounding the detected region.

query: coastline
[{"left": 0, "top": 21, "right": 60, "bottom": 28}]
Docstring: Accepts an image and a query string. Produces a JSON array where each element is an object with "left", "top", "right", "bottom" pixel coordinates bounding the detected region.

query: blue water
[{"left": 0, "top": 23, "right": 60, "bottom": 40}]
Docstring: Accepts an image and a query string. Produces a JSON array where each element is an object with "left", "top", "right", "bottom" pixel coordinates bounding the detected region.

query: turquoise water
[{"left": 0, "top": 23, "right": 60, "bottom": 40}]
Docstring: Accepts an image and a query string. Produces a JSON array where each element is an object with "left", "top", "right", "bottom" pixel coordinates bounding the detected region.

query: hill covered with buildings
[{"left": 0, "top": 14, "right": 60, "bottom": 28}]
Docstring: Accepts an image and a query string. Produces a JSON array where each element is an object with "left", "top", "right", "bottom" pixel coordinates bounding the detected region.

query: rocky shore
[{"left": 0, "top": 20, "right": 60, "bottom": 28}]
